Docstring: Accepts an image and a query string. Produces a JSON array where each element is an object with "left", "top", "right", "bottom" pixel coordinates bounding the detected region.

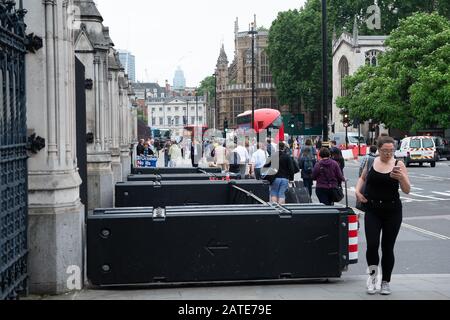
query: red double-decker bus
[
  {"left": 184, "top": 125, "right": 209, "bottom": 140},
  {"left": 236, "top": 109, "right": 285, "bottom": 142}
]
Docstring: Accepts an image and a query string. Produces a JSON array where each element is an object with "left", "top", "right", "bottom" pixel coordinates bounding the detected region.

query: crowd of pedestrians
[{"left": 135, "top": 133, "right": 411, "bottom": 296}]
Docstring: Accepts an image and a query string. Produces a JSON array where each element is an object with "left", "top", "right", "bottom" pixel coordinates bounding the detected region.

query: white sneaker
[
  {"left": 380, "top": 281, "right": 392, "bottom": 295},
  {"left": 366, "top": 266, "right": 379, "bottom": 295}
]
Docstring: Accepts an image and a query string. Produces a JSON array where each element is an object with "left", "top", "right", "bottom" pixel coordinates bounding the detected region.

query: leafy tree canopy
[
  {"left": 267, "top": 0, "right": 450, "bottom": 114},
  {"left": 337, "top": 13, "right": 450, "bottom": 131},
  {"left": 197, "top": 75, "right": 216, "bottom": 102}
]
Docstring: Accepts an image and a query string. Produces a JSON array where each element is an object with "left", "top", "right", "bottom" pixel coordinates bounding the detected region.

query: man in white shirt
[
  {"left": 234, "top": 143, "right": 250, "bottom": 179},
  {"left": 250, "top": 143, "right": 268, "bottom": 180}
]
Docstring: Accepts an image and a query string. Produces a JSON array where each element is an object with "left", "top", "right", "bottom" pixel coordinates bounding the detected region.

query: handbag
[
  {"left": 331, "top": 186, "right": 345, "bottom": 203},
  {"left": 355, "top": 156, "right": 377, "bottom": 212},
  {"left": 320, "top": 162, "right": 344, "bottom": 203},
  {"left": 261, "top": 162, "right": 278, "bottom": 184}
]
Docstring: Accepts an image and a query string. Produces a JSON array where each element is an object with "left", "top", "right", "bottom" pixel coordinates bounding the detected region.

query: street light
[
  {"left": 213, "top": 73, "right": 217, "bottom": 130},
  {"left": 322, "top": 0, "right": 329, "bottom": 143},
  {"left": 195, "top": 90, "right": 199, "bottom": 138},
  {"left": 186, "top": 99, "right": 189, "bottom": 126},
  {"left": 343, "top": 110, "right": 350, "bottom": 149},
  {"left": 248, "top": 22, "right": 258, "bottom": 143}
]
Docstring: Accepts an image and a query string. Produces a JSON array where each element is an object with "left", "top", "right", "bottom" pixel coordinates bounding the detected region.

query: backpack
[
  {"left": 292, "top": 156, "right": 300, "bottom": 174},
  {"left": 304, "top": 157, "right": 314, "bottom": 174}
]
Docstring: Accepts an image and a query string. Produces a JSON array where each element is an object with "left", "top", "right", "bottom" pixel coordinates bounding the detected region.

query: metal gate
[{"left": 0, "top": 1, "right": 29, "bottom": 300}]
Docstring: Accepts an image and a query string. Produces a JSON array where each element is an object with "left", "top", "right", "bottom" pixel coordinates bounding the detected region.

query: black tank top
[{"left": 366, "top": 161, "right": 400, "bottom": 202}]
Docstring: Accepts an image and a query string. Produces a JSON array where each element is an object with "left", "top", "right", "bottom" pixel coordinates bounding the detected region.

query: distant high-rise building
[
  {"left": 173, "top": 66, "right": 186, "bottom": 91},
  {"left": 118, "top": 50, "right": 136, "bottom": 83}
]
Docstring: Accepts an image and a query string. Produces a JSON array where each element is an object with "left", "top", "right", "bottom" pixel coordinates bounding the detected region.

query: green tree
[
  {"left": 337, "top": 13, "right": 450, "bottom": 131},
  {"left": 257, "top": 26, "right": 269, "bottom": 32},
  {"left": 267, "top": 1, "right": 331, "bottom": 113},
  {"left": 197, "top": 75, "right": 216, "bottom": 103},
  {"left": 267, "top": 0, "right": 450, "bottom": 116},
  {"left": 329, "top": 0, "right": 450, "bottom": 35}
]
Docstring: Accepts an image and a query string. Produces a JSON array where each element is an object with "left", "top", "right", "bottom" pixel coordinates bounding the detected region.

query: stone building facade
[
  {"left": 148, "top": 96, "right": 207, "bottom": 136},
  {"left": 215, "top": 18, "right": 280, "bottom": 130},
  {"left": 24, "top": 0, "right": 84, "bottom": 295},
  {"left": 332, "top": 26, "right": 389, "bottom": 139},
  {"left": 20, "top": 0, "right": 137, "bottom": 295},
  {"left": 73, "top": 0, "right": 137, "bottom": 208}
]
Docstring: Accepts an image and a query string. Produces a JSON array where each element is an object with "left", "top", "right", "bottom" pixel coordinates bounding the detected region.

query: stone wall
[{"left": 24, "top": 0, "right": 137, "bottom": 294}]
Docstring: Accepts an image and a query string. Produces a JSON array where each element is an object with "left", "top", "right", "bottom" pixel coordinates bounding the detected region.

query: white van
[
  {"left": 331, "top": 132, "right": 367, "bottom": 149},
  {"left": 395, "top": 136, "right": 437, "bottom": 167}
]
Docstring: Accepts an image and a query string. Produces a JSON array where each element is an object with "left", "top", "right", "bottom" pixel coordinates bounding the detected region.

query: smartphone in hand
[{"left": 391, "top": 166, "right": 401, "bottom": 179}]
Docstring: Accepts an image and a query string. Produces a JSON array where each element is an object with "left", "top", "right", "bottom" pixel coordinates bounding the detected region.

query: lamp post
[
  {"left": 248, "top": 22, "right": 258, "bottom": 143},
  {"left": 195, "top": 90, "right": 199, "bottom": 138},
  {"left": 186, "top": 99, "right": 189, "bottom": 127},
  {"left": 213, "top": 73, "right": 217, "bottom": 130},
  {"left": 322, "top": 0, "right": 329, "bottom": 143}
]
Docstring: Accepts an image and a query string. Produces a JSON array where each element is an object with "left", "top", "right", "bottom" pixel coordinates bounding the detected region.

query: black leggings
[
  {"left": 365, "top": 203, "right": 403, "bottom": 283},
  {"left": 316, "top": 188, "right": 334, "bottom": 206}
]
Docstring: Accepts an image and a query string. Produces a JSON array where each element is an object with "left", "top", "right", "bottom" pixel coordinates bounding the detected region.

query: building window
[
  {"left": 338, "top": 56, "right": 349, "bottom": 97},
  {"left": 191, "top": 116, "right": 196, "bottom": 124},
  {"left": 191, "top": 107, "right": 195, "bottom": 111},
  {"left": 232, "top": 97, "right": 244, "bottom": 126},
  {"left": 167, "top": 107, "right": 171, "bottom": 112},
  {"left": 199, "top": 106, "right": 202, "bottom": 111},
  {"left": 183, "top": 107, "right": 186, "bottom": 111},
  {"left": 365, "top": 50, "right": 381, "bottom": 67},
  {"left": 257, "top": 96, "right": 271, "bottom": 109},
  {"left": 175, "top": 116, "right": 180, "bottom": 125},
  {"left": 159, "top": 107, "right": 163, "bottom": 112},
  {"left": 260, "top": 51, "right": 272, "bottom": 83},
  {"left": 152, "top": 117, "right": 156, "bottom": 125},
  {"left": 152, "top": 108, "right": 156, "bottom": 113},
  {"left": 271, "top": 97, "right": 279, "bottom": 109},
  {"left": 159, "top": 117, "right": 164, "bottom": 125},
  {"left": 175, "top": 107, "right": 179, "bottom": 112},
  {"left": 199, "top": 116, "right": 203, "bottom": 124}
]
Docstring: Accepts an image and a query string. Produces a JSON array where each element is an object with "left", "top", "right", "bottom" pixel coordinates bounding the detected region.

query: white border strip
[
  {"left": 349, "top": 252, "right": 358, "bottom": 260},
  {"left": 402, "top": 223, "right": 450, "bottom": 240},
  {"left": 349, "top": 223, "right": 358, "bottom": 231}
]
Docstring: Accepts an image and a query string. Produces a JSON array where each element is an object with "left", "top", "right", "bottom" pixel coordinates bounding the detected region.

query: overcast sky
[{"left": 95, "top": 0, "right": 306, "bottom": 87}]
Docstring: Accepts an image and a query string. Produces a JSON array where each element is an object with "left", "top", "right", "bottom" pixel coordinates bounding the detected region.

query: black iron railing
[{"left": 0, "top": 0, "right": 29, "bottom": 300}]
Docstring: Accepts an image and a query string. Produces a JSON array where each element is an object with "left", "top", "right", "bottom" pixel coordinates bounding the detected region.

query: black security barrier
[
  {"left": 115, "top": 180, "right": 270, "bottom": 208},
  {"left": 127, "top": 173, "right": 240, "bottom": 182},
  {"left": 132, "top": 167, "right": 222, "bottom": 175},
  {"left": 87, "top": 205, "right": 355, "bottom": 286}
]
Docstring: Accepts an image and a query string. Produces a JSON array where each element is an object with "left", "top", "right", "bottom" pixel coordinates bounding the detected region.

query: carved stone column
[{"left": 25, "top": 0, "right": 84, "bottom": 295}]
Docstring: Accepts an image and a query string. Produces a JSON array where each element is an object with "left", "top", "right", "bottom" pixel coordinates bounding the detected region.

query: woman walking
[
  {"left": 356, "top": 136, "right": 411, "bottom": 295},
  {"left": 299, "top": 146, "right": 316, "bottom": 197},
  {"left": 270, "top": 142, "right": 296, "bottom": 204},
  {"left": 331, "top": 147, "right": 345, "bottom": 174},
  {"left": 312, "top": 148, "right": 345, "bottom": 206}
]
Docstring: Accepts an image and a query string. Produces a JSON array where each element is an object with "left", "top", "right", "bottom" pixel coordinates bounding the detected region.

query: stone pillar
[
  {"left": 73, "top": 0, "right": 113, "bottom": 210},
  {"left": 25, "top": 0, "right": 84, "bottom": 295},
  {"left": 108, "top": 50, "right": 123, "bottom": 185},
  {"left": 118, "top": 75, "right": 132, "bottom": 180}
]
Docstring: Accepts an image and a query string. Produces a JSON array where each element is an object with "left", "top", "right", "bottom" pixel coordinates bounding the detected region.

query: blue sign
[{"left": 136, "top": 156, "right": 158, "bottom": 168}]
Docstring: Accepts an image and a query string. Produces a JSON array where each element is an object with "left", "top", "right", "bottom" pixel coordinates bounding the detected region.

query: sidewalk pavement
[{"left": 27, "top": 274, "right": 450, "bottom": 300}]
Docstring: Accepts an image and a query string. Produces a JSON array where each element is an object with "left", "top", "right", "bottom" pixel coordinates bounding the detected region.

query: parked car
[
  {"left": 433, "top": 136, "right": 450, "bottom": 161},
  {"left": 331, "top": 132, "right": 367, "bottom": 149},
  {"left": 395, "top": 136, "right": 437, "bottom": 167}
]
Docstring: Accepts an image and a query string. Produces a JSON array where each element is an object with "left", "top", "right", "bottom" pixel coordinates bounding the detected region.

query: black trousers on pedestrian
[
  {"left": 365, "top": 201, "right": 403, "bottom": 283},
  {"left": 255, "top": 168, "right": 262, "bottom": 180},
  {"left": 316, "top": 188, "right": 334, "bottom": 206},
  {"left": 303, "top": 178, "right": 313, "bottom": 197}
]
